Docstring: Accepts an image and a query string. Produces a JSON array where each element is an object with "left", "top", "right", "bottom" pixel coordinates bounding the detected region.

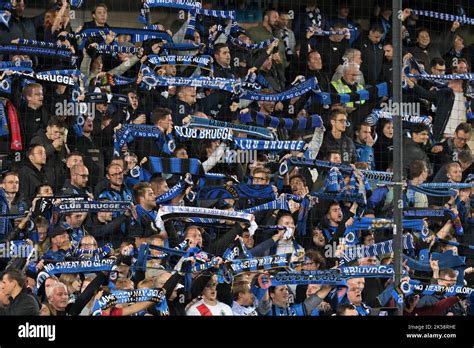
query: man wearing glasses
[
  {"left": 61, "top": 164, "right": 93, "bottom": 199},
  {"left": 431, "top": 122, "right": 471, "bottom": 172},
  {"left": 319, "top": 109, "right": 356, "bottom": 165}
]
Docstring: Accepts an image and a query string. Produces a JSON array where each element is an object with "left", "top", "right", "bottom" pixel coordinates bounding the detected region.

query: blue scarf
[
  {"left": 406, "top": 70, "right": 474, "bottom": 81},
  {"left": 195, "top": 184, "right": 277, "bottom": 201},
  {"left": 77, "top": 28, "right": 173, "bottom": 48},
  {"left": 227, "top": 253, "right": 292, "bottom": 274},
  {"left": 155, "top": 178, "right": 193, "bottom": 205},
  {"left": 407, "top": 185, "right": 456, "bottom": 198},
  {"left": 239, "top": 111, "right": 323, "bottom": 130},
  {"left": 162, "top": 42, "right": 203, "bottom": 51},
  {"left": 312, "top": 192, "right": 366, "bottom": 204},
  {"left": 0, "top": 189, "right": 12, "bottom": 238},
  {"left": 135, "top": 241, "right": 189, "bottom": 272},
  {"left": 0, "top": 60, "right": 33, "bottom": 72},
  {"left": 0, "top": 44, "right": 76, "bottom": 64},
  {"left": 11, "top": 69, "right": 80, "bottom": 87},
  {"left": 174, "top": 125, "right": 233, "bottom": 141},
  {"left": 339, "top": 234, "right": 415, "bottom": 264},
  {"left": 95, "top": 43, "right": 140, "bottom": 55},
  {"left": 411, "top": 9, "right": 474, "bottom": 25},
  {"left": 268, "top": 270, "right": 346, "bottom": 286},
  {"left": 436, "top": 237, "right": 474, "bottom": 251},
  {"left": 233, "top": 138, "right": 305, "bottom": 151},
  {"left": 240, "top": 78, "right": 319, "bottom": 102},
  {"left": 43, "top": 259, "right": 115, "bottom": 276},
  {"left": 223, "top": 237, "right": 252, "bottom": 260},
  {"left": 91, "top": 288, "right": 167, "bottom": 316},
  {"left": 187, "top": 116, "right": 274, "bottom": 140},
  {"left": 147, "top": 54, "right": 212, "bottom": 71},
  {"left": 189, "top": 196, "right": 290, "bottom": 224},
  {"left": 143, "top": 0, "right": 201, "bottom": 10},
  {"left": 114, "top": 124, "right": 168, "bottom": 157},
  {"left": 324, "top": 167, "right": 345, "bottom": 192},
  {"left": 339, "top": 265, "right": 407, "bottom": 278},
  {"left": 229, "top": 36, "right": 274, "bottom": 50},
  {"left": 0, "top": 10, "right": 10, "bottom": 27},
  {"left": 148, "top": 157, "right": 204, "bottom": 176},
  {"left": 400, "top": 279, "right": 473, "bottom": 298},
  {"left": 73, "top": 243, "right": 113, "bottom": 260},
  {"left": 142, "top": 73, "right": 240, "bottom": 92},
  {"left": 158, "top": 205, "right": 254, "bottom": 224},
  {"left": 344, "top": 217, "right": 427, "bottom": 245},
  {"left": 280, "top": 157, "right": 393, "bottom": 183},
  {"left": 315, "top": 83, "right": 388, "bottom": 105},
  {"left": 54, "top": 200, "right": 131, "bottom": 213},
  {"left": 367, "top": 109, "right": 432, "bottom": 127},
  {"left": 85, "top": 92, "right": 129, "bottom": 105},
  {"left": 185, "top": 8, "right": 236, "bottom": 39}
]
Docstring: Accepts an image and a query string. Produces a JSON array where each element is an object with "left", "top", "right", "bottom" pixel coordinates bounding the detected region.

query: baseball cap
[{"left": 48, "top": 225, "right": 71, "bottom": 239}]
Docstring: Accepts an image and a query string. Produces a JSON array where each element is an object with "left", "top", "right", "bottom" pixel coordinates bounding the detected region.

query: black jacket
[
  {"left": 319, "top": 131, "right": 357, "bottom": 165},
  {"left": 85, "top": 214, "right": 128, "bottom": 248},
  {"left": 18, "top": 160, "right": 49, "bottom": 204},
  {"left": 402, "top": 136, "right": 431, "bottom": 178},
  {"left": 30, "top": 132, "right": 67, "bottom": 192},
  {"left": 67, "top": 133, "right": 104, "bottom": 190},
  {"left": 353, "top": 34, "right": 384, "bottom": 86},
  {"left": 0, "top": 14, "right": 43, "bottom": 44},
  {"left": 317, "top": 36, "right": 350, "bottom": 77},
  {"left": 18, "top": 104, "right": 49, "bottom": 148},
  {"left": 0, "top": 288, "right": 40, "bottom": 315}
]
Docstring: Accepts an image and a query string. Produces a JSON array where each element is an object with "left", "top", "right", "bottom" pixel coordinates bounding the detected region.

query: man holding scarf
[{"left": 130, "top": 182, "right": 161, "bottom": 241}]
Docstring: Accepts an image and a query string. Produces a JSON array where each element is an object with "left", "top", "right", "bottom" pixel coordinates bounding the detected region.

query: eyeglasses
[
  {"left": 455, "top": 136, "right": 470, "bottom": 143},
  {"left": 109, "top": 172, "right": 123, "bottom": 177}
]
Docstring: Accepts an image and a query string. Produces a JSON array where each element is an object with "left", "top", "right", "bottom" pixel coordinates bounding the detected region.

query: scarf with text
[
  {"left": 279, "top": 157, "right": 393, "bottom": 182},
  {"left": 366, "top": 109, "right": 432, "bottom": 127},
  {"left": 174, "top": 125, "right": 233, "bottom": 141},
  {"left": 158, "top": 205, "right": 253, "bottom": 225},
  {"left": 240, "top": 77, "right": 319, "bottom": 102},
  {"left": 43, "top": 259, "right": 116, "bottom": 276},
  {"left": 344, "top": 218, "right": 427, "bottom": 245},
  {"left": 410, "top": 9, "right": 474, "bottom": 26},
  {"left": 155, "top": 177, "right": 193, "bottom": 205},
  {"left": 91, "top": 288, "right": 167, "bottom": 316},
  {"left": 233, "top": 138, "right": 305, "bottom": 151},
  {"left": 187, "top": 116, "right": 274, "bottom": 140},
  {"left": 147, "top": 54, "right": 212, "bottom": 71},
  {"left": 114, "top": 124, "right": 167, "bottom": 156},
  {"left": 339, "top": 234, "right": 415, "bottom": 264},
  {"left": 53, "top": 200, "right": 131, "bottom": 214},
  {"left": 77, "top": 28, "right": 173, "bottom": 48}
]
